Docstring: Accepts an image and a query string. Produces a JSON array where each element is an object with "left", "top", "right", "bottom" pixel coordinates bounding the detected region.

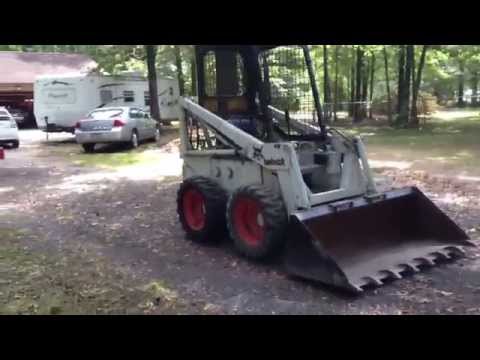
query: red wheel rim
[
  {"left": 183, "top": 188, "right": 206, "bottom": 231},
  {"left": 233, "top": 196, "right": 265, "bottom": 247}
]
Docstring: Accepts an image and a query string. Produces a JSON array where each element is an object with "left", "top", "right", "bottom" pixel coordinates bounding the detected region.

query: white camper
[{"left": 34, "top": 72, "right": 180, "bottom": 133}]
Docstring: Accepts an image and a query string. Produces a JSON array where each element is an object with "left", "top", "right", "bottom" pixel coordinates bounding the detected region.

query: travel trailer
[{"left": 34, "top": 72, "right": 180, "bottom": 133}]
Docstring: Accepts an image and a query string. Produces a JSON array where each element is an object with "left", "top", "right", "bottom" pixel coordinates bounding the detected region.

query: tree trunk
[
  {"left": 383, "top": 46, "right": 393, "bottom": 124},
  {"left": 362, "top": 56, "right": 369, "bottom": 119},
  {"left": 411, "top": 45, "right": 429, "bottom": 126},
  {"left": 403, "top": 45, "right": 414, "bottom": 124},
  {"left": 191, "top": 54, "right": 197, "bottom": 97},
  {"left": 410, "top": 46, "right": 416, "bottom": 123},
  {"left": 458, "top": 59, "right": 465, "bottom": 107},
  {"left": 145, "top": 45, "right": 161, "bottom": 123},
  {"left": 349, "top": 47, "right": 356, "bottom": 118},
  {"left": 334, "top": 46, "right": 340, "bottom": 122},
  {"left": 398, "top": 45, "right": 412, "bottom": 126},
  {"left": 174, "top": 45, "right": 185, "bottom": 96},
  {"left": 353, "top": 47, "right": 364, "bottom": 123},
  {"left": 472, "top": 71, "right": 479, "bottom": 107},
  {"left": 261, "top": 53, "right": 272, "bottom": 104},
  {"left": 397, "top": 45, "right": 406, "bottom": 115},
  {"left": 323, "top": 45, "right": 332, "bottom": 122},
  {"left": 368, "top": 54, "right": 376, "bottom": 119}
]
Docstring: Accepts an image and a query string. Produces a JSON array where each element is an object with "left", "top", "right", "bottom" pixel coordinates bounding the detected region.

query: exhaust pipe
[{"left": 285, "top": 187, "right": 474, "bottom": 293}]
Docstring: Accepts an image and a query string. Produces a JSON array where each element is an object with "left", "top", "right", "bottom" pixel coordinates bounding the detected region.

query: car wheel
[
  {"left": 82, "top": 144, "right": 96, "bottom": 153},
  {"left": 129, "top": 130, "right": 139, "bottom": 149},
  {"left": 11, "top": 140, "right": 19, "bottom": 149}
]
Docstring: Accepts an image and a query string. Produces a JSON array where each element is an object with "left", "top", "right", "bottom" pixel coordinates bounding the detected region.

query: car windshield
[
  {"left": 0, "top": 110, "right": 11, "bottom": 121},
  {"left": 88, "top": 109, "right": 124, "bottom": 120}
]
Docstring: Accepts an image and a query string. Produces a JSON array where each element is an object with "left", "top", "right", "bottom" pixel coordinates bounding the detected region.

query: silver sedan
[{"left": 75, "top": 107, "right": 160, "bottom": 153}]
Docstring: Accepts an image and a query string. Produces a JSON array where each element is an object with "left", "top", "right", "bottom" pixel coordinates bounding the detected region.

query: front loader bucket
[{"left": 285, "top": 187, "right": 474, "bottom": 293}]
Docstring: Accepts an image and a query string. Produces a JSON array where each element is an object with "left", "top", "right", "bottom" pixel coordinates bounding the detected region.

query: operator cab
[
  {"left": 194, "top": 45, "right": 332, "bottom": 190},
  {"left": 195, "top": 45, "right": 327, "bottom": 144},
  {"left": 195, "top": 46, "right": 264, "bottom": 138}
]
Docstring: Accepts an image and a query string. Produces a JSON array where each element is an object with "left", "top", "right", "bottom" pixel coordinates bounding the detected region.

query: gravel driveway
[{"left": 1, "top": 129, "right": 479, "bottom": 315}]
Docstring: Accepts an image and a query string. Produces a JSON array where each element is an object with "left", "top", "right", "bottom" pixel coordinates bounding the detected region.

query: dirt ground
[{"left": 1, "top": 126, "right": 480, "bottom": 315}]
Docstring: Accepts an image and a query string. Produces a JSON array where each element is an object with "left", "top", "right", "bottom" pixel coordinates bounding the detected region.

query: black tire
[
  {"left": 227, "top": 185, "right": 287, "bottom": 261},
  {"left": 177, "top": 176, "right": 228, "bottom": 244},
  {"left": 82, "top": 143, "right": 95, "bottom": 153},
  {"left": 129, "top": 130, "right": 139, "bottom": 149},
  {"left": 11, "top": 140, "right": 19, "bottom": 149}
]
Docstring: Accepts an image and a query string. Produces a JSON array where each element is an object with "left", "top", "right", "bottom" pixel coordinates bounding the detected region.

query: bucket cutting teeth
[
  {"left": 380, "top": 270, "right": 402, "bottom": 280},
  {"left": 400, "top": 263, "right": 420, "bottom": 273},
  {"left": 442, "top": 250, "right": 453, "bottom": 259},
  {"left": 361, "top": 276, "right": 383, "bottom": 286},
  {"left": 352, "top": 247, "right": 472, "bottom": 291},
  {"left": 430, "top": 251, "right": 450, "bottom": 261},
  {"left": 414, "top": 257, "right": 435, "bottom": 266},
  {"left": 412, "top": 258, "right": 426, "bottom": 268},
  {"left": 445, "top": 246, "right": 465, "bottom": 257}
]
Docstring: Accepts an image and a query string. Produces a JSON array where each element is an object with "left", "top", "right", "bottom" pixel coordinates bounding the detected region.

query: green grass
[
  {"left": 58, "top": 129, "right": 180, "bottom": 170},
  {"left": 342, "top": 112, "right": 480, "bottom": 146},
  {"left": 336, "top": 110, "right": 480, "bottom": 176},
  {"left": 0, "top": 228, "right": 24, "bottom": 240},
  {"left": 72, "top": 148, "right": 162, "bottom": 169}
]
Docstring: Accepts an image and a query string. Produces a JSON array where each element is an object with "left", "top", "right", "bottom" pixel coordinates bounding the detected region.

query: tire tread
[
  {"left": 227, "top": 184, "right": 287, "bottom": 260},
  {"left": 177, "top": 176, "right": 228, "bottom": 243}
]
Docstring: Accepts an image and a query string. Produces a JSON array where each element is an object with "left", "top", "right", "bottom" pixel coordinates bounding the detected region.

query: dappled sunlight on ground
[
  {"left": 424, "top": 151, "right": 473, "bottom": 163},
  {"left": 434, "top": 110, "right": 480, "bottom": 122},
  {"left": 0, "top": 187, "right": 15, "bottom": 194},
  {"left": 457, "top": 175, "right": 480, "bottom": 182},
  {"left": 0, "top": 203, "right": 22, "bottom": 212},
  {"left": 436, "top": 192, "right": 472, "bottom": 206},
  {"left": 46, "top": 153, "right": 183, "bottom": 195},
  {"left": 370, "top": 160, "right": 412, "bottom": 170}
]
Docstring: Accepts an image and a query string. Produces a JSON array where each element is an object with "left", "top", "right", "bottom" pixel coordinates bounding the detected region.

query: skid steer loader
[{"left": 176, "top": 45, "right": 473, "bottom": 293}]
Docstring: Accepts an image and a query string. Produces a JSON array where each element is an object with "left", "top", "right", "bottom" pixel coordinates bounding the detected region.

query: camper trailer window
[
  {"left": 100, "top": 90, "right": 113, "bottom": 105},
  {"left": 42, "top": 89, "right": 76, "bottom": 105},
  {"left": 144, "top": 91, "right": 150, "bottom": 106},
  {"left": 123, "top": 91, "right": 135, "bottom": 103}
]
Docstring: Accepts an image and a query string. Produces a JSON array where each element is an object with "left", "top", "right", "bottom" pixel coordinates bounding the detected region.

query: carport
[
  {"left": 0, "top": 51, "right": 97, "bottom": 128},
  {"left": 0, "top": 83, "right": 34, "bottom": 126}
]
